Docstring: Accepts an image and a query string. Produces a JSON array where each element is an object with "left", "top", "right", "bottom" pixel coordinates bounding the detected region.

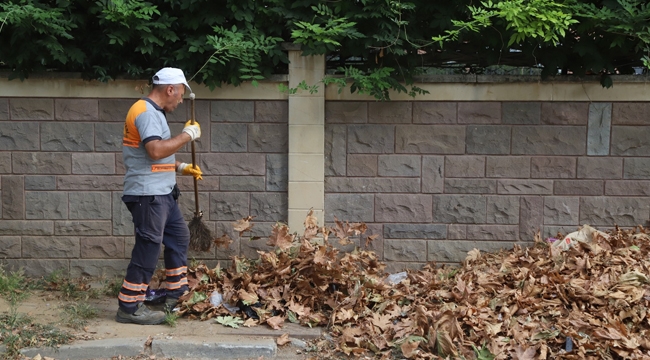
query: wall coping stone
[{"left": 4, "top": 73, "right": 650, "bottom": 101}]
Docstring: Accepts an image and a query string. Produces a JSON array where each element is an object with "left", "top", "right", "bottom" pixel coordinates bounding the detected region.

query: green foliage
[
  {"left": 323, "top": 66, "right": 429, "bottom": 101},
  {"left": 575, "top": 0, "right": 650, "bottom": 45},
  {"left": 99, "top": 0, "right": 160, "bottom": 27},
  {"left": 197, "top": 24, "right": 283, "bottom": 88},
  {"left": 98, "top": 0, "right": 177, "bottom": 58},
  {"left": 433, "top": 0, "right": 578, "bottom": 47},
  {"left": 0, "top": 2, "right": 78, "bottom": 75},
  {"left": 164, "top": 311, "right": 179, "bottom": 327},
  {"left": 0, "top": 267, "right": 31, "bottom": 315},
  {"left": 282, "top": 67, "right": 429, "bottom": 101},
  {"left": 574, "top": 0, "right": 650, "bottom": 71},
  {"left": 1, "top": 0, "right": 649, "bottom": 92},
  {"left": 188, "top": 257, "right": 201, "bottom": 269},
  {"left": 490, "top": 0, "right": 577, "bottom": 46},
  {"left": 292, "top": 4, "right": 363, "bottom": 54},
  {"left": 187, "top": 291, "right": 207, "bottom": 305},
  {"left": 278, "top": 80, "right": 319, "bottom": 95},
  {"left": 215, "top": 315, "right": 244, "bottom": 328},
  {"left": 471, "top": 342, "right": 496, "bottom": 360}
]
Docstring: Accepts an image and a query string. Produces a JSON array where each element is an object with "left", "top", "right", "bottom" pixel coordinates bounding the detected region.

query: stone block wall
[
  {"left": 325, "top": 101, "right": 650, "bottom": 271},
  {"left": 3, "top": 91, "right": 649, "bottom": 277},
  {"left": 0, "top": 97, "right": 288, "bottom": 277}
]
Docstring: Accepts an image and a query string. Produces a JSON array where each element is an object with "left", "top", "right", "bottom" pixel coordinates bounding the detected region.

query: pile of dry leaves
[{"left": 167, "top": 213, "right": 650, "bottom": 359}]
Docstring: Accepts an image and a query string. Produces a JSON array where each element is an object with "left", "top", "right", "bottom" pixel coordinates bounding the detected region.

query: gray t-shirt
[{"left": 122, "top": 98, "right": 176, "bottom": 195}]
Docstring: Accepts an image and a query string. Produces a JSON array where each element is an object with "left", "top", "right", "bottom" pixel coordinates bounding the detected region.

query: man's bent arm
[{"left": 144, "top": 133, "right": 192, "bottom": 160}]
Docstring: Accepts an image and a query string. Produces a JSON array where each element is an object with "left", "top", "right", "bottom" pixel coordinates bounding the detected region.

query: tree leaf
[
  {"left": 188, "top": 291, "right": 207, "bottom": 305},
  {"left": 276, "top": 333, "right": 290, "bottom": 346},
  {"left": 238, "top": 289, "right": 259, "bottom": 305},
  {"left": 267, "top": 224, "right": 295, "bottom": 250},
  {"left": 215, "top": 316, "right": 244, "bottom": 328},
  {"left": 400, "top": 339, "right": 420, "bottom": 358},
  {"left": 214, "top": 233, "right": 233, "bottom": 249},
  {"left": 266, "top": 315, "right": 285, "bottom": 330},
  {"left": 233, "top": 216, "right": 255, "bottom": 236}
]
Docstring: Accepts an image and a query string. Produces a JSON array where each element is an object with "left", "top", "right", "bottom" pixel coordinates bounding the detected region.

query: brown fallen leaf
[
  {"left": 341, "top": 326, "right": 364, "bottom": 345},
  {"left": 312, "top": 245, "right": 328, "bottom": 265},
  {"left": 267, "top": 224, "right": 294, "bottom": 250},
  {"left": 233, "top": 216, "right": 255, "bottom": 236},
  {"left": 266, "top": 315, "right": 285, "bottom": 330},
  {"left": 214, "top": 233, "right": 233, "bottom": 249},
  {"left": 465, "top": 248, "right": 481, "bottom": 263},
  {"left": 171, "top": 218, "right": 650, "bottom": 360},
  {"left": 340, "top": 344, "right": 367, "bottom": 356},
  {"left": 304, "top": 209, "right": 319, "bottom": 229},
  {"left": 276, "top": 333, "right": 290, "bottom": 346},
  {"left": 336, "top": 308, "right": 356, "bottom": 322},
  {"left": 238, "top": 288, "right": 259, "bottom": 305},
  {"left": 288, "top": 300, "right": 309, "bottom": 317},
  {"left": 364, "top": 234, "right": 378, "bottom": 248},
  {"left": 371, "top": 312, "right": 392, "bottom": 332},
  {"left": 484, "top": 322, "right": 502, "bottom": 336},
  {"left": 510, "top": 345, "right": 537, "bottom": 360},
  {"left": 400, "top": 340, "right": 420, "bottom": 358},
  {"left": 348, "top": 222, "right": 367, "bottom": 236}
]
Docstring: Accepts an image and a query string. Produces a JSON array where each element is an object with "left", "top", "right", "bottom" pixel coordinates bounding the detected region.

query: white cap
[{"left": 152, "top": 67, "right": 192, "bottom": 92}]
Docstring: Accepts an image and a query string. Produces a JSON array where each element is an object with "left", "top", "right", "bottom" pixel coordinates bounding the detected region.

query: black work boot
[{"left": 115, "top": 303, "right": 165, "bottom": 325}]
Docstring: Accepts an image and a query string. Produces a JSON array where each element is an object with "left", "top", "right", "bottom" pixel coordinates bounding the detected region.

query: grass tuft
[
  {"left": 40, "top": 270, "right": 97, "bottom": 300},
  {"left": 164, "top": 311, "right": 179, "bottom": 327},
  {"left": 0, "top": 266, "right": 74, "bottom": 359},
  {"left": 101, "top": 276, "right": 123, "bottom": 297},
  {"left": 60, "top": 302, "right": 99, "bottom": 330},
  {"left": 0, "top": 312, "right": 74, "bottom": 359}
]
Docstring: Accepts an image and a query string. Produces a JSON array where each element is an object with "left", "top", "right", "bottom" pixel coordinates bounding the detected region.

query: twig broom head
[{"left": 188, "top": 214, "right": 213, "bottom": 252}]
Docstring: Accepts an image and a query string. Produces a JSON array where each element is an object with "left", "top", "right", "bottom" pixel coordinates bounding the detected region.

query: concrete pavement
[{"left": 3, "top": 292, "right": 322, "bottom": 360}]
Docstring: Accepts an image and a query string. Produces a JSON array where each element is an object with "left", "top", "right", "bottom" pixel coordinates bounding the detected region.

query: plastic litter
[
  {"left": 241, "top": 302, "right": 262, "bottom": 320},
  {"left": 210, "top": 291, "right": 223, "bottom": 307},
  {"left": 384, "top": 271, "right": 408, "bottom": 285},
  {"left": 552, "top": 224, "right": 609, "bottom": 252},
  {"left": 565, "top": 337, "right": 573, "bottom": 352},
  {"left": 144, "top": 288, "right": 166, "bottom": 304},
  {"left": 209, "top": 290, "right": 240, "bottom": 313},
  {"left": 223, "top": 302, "right": 240, "bottom": 314}
]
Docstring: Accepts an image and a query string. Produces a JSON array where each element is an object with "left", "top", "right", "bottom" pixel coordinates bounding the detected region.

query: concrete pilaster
[{"left": 287, "top": 48, "right": 326, "bottom": 231}]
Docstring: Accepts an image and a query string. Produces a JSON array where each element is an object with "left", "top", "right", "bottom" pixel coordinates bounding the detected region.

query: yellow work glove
[
  {"left": 177, "top": 163, "right": 203, "bottom": 180},
  {"left": 182, "top": 120, "right": 201, "bottom": 141}
]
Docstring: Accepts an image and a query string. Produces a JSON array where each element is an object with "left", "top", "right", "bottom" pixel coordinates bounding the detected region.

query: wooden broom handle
[{"left": 190, "top": 95, "right": 200, "bottom": 216}]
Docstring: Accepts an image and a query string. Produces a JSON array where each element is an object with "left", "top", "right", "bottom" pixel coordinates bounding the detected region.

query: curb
[
  {"left": 20, "top": 338, "right": 146, "bottom": 359},
  {"left": 154, "top": 337, "right": 276, "bottom": 359},
  {"left": 20, "top": 336, "right": 277, "bottom": 360}
]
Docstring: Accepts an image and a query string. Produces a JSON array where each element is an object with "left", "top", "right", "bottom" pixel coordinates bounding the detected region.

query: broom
[{"left": 187, "top": 92, "right": 214, "bottom": 252}]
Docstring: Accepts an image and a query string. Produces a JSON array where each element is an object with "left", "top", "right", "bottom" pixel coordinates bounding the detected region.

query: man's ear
[{"left": 167, "top": 85, "right": 176, "bottom": 96}]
